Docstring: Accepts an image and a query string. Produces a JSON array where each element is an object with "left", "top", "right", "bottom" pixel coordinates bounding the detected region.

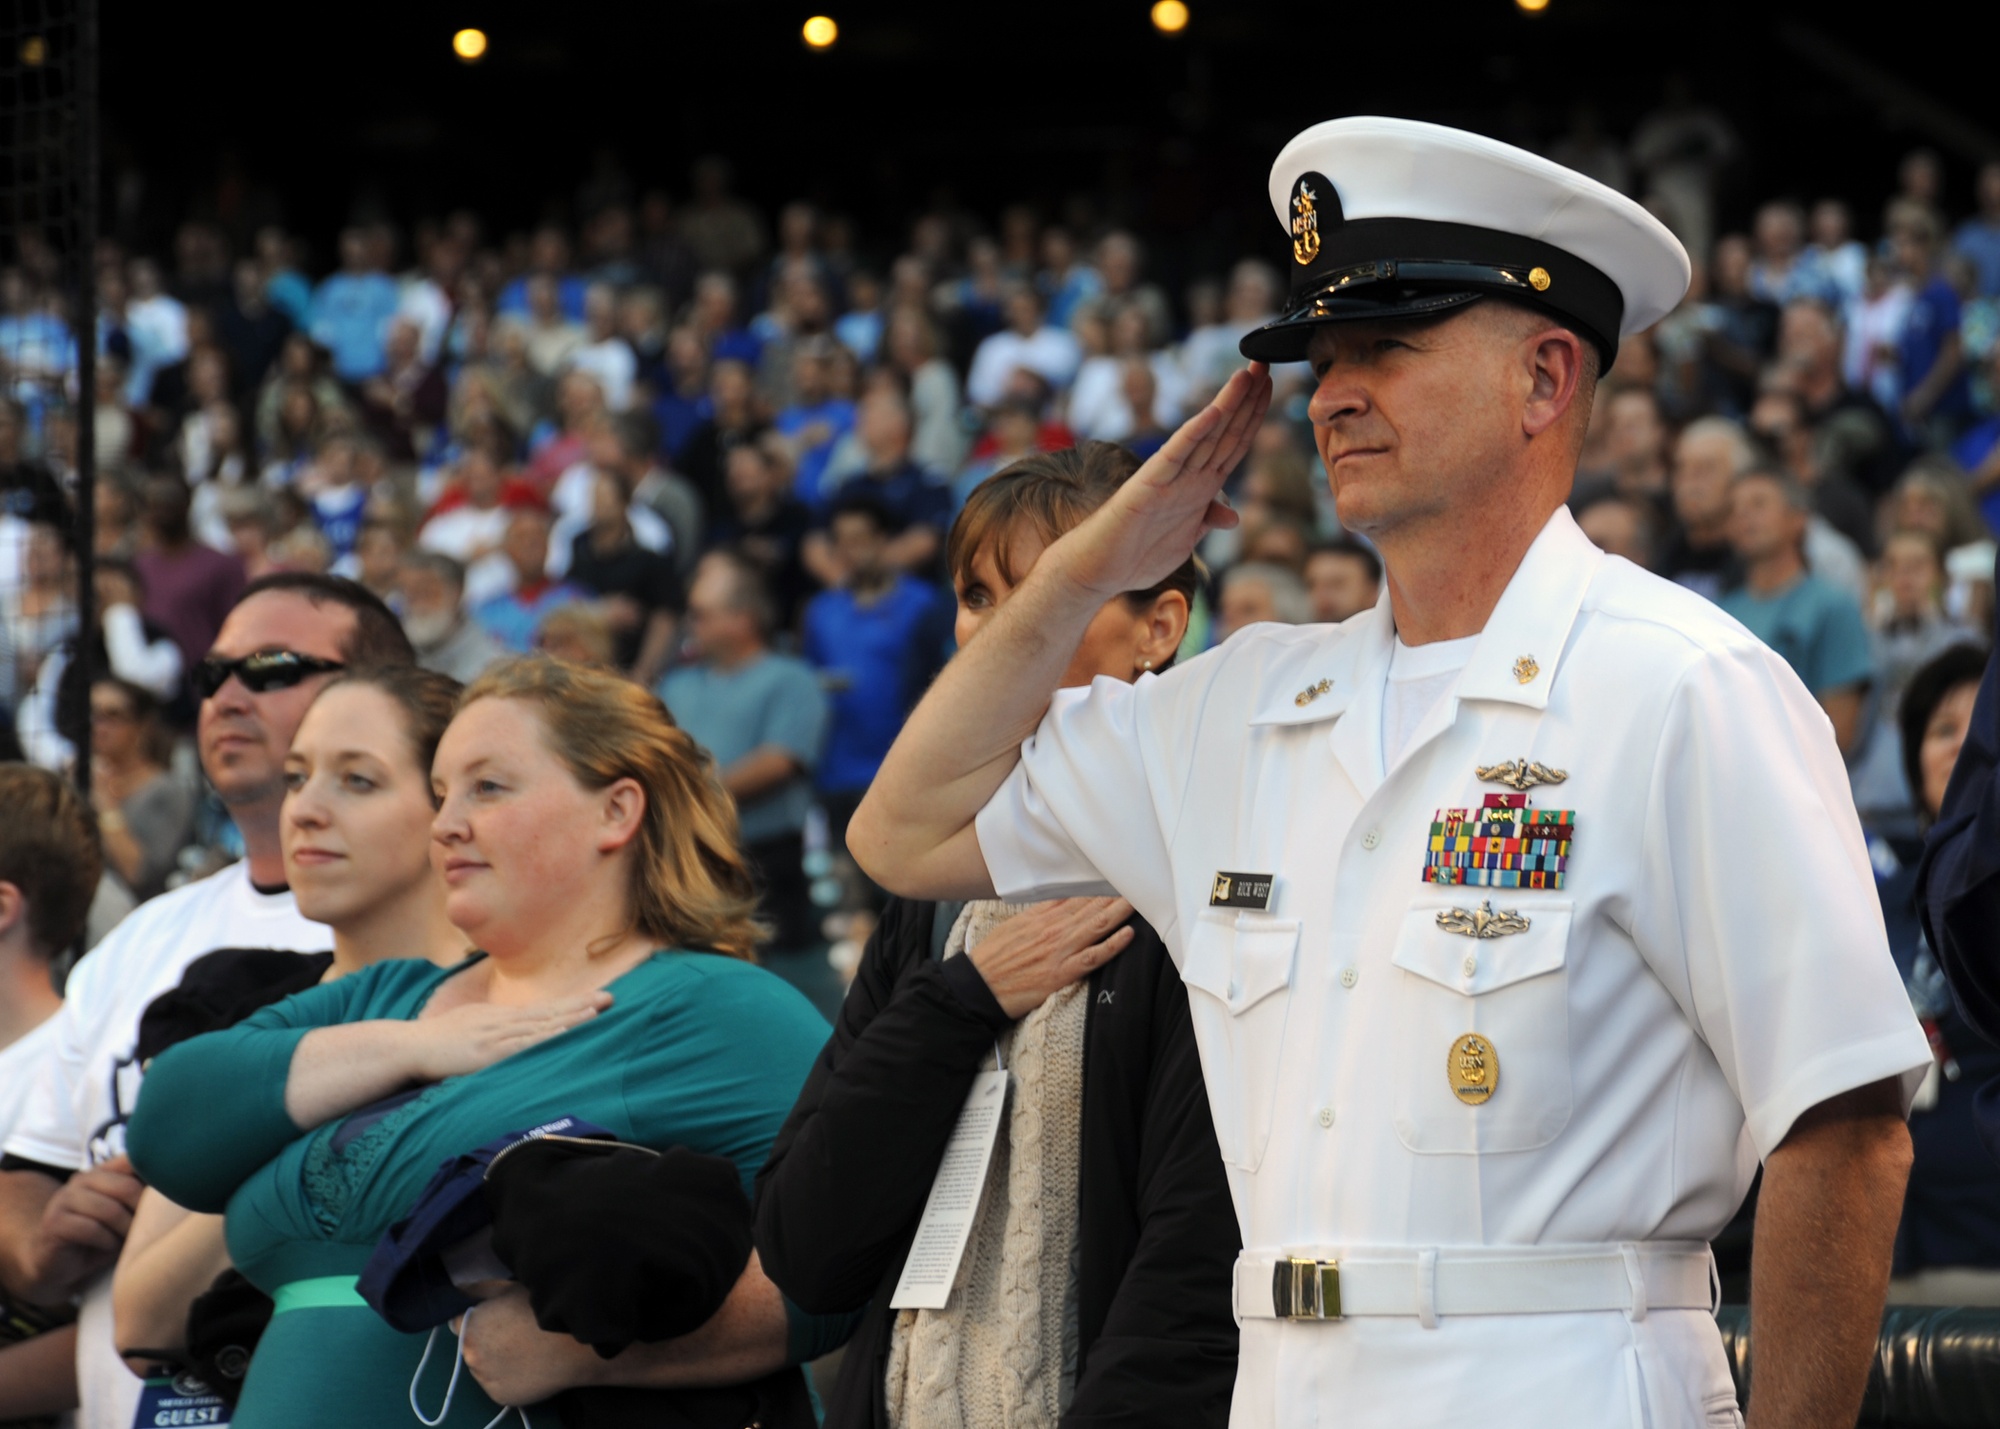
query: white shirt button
[
  {"left": 1340, "top": 966, "right": 1358, "bottom": 988},
  {"left": 1462, "top": 954, "right": 1479, "bottom": 977},
  {"left": 1318, "top": 1106, "right": 1334, "bottom": 1128},
  {"left": 1360, "top": 829, "right": 1381, "bottom": 850}
]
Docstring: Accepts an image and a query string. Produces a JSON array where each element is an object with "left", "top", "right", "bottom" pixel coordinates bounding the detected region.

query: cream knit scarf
[{"left": 883, "top": 899, "right": 1088, "bottom": 1429}]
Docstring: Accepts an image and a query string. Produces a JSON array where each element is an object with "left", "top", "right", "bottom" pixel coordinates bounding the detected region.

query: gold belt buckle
[{"left": 1272, "top": 1256, "right": 1342, "bottom": 1319}]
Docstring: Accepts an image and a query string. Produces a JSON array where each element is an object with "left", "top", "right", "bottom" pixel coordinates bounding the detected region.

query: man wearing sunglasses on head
[{"left": 0, "top": 573, "right": 415, "bottom": 1429}]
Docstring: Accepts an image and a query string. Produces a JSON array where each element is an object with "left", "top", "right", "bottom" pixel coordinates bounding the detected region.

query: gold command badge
[
  {"left": 1292, "top": 181, "right": 1321, "bottom": 266},
  {"left": 1448, "top": 1033, "right": 1498, "bottom": 1105}
]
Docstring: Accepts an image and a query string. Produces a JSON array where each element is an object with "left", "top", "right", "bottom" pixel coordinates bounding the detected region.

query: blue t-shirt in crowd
[
  {"left": 802, "top": 575, "right": 947, "bottom": 794},
  {"left": 1954, "top": 218, "right": 2000, "bottom": 299},
  {"left": 816, "top": 460, "right": 952, "bottom": 536},
  {"left": 652, "top": 390, "right": 712, "bottom": 464},
  {"left": 835, "top": 310, "right": 883, "bottom": 364},
  {"left": 472, "top": 581, "right": 590, "bottom": 653},
  {"left": 313, "top": 484, "right": 369, "bottom": 560},
  {"left": 495, "top": 273, "right": 589, "bottom": 323},
  {"left": 660, "top": 653, "right": 829, "bottom": 844},
  {"left": 1952, "top": 419, "right": 2000, "bottom": 536},
  {"left": 712, "top": 328, "right": 763, "bottom": 368},
  {"left": 309, "top": 272, "right": 402, "bottom": 382},
  {"left": 265, "top": 268, "right": 314, "bottom": 329},
  {"left": 1898, "top": 274, "right": 1972, "bottom": 421},
  {"left": 776, "top": 399, "right": 857, "bottom": 510},
  {"left": 1718, "top": 573, "right": 1875, "bottom": 695}
]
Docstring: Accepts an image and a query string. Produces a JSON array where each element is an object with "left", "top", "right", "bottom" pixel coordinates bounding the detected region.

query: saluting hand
[
  {"left": 968, "top": 897, "right": 1137, "bottom": 1019},
  {"left": 1049, "top": 365, "right": 1273, "bottom": 602},
  {"left": 405, "top": 992, "right": 613, "bottom": 1082}
]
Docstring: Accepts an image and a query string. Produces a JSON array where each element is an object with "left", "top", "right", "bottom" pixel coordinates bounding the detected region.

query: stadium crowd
[{"left": 5, "top": 104, "right": 2000, "bottom": 1423}]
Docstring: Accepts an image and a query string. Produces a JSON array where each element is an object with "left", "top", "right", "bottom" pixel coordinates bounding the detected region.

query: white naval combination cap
[{"left": 1239, "top": 115, "right": 1692, "bottom": 368}]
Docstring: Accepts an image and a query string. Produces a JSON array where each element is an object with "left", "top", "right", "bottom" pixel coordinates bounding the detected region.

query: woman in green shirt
[{"left": 128, "top": 657, "right": 839, "bottom": 1427}]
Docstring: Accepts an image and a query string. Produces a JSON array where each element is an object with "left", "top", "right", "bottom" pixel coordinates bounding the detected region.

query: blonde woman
[{"left": 128, "top": 658, "right": 839, "bottom": 1427}]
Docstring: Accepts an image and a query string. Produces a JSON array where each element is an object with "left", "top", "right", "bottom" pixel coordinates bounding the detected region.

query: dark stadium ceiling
[{"left": 100, "top": 0, "right": 1994, "bottom": 261}]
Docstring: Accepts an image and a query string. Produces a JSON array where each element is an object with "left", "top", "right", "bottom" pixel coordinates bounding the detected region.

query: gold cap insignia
[
  {"left": 1291, "top": 181, "right": 1321, "bottom": 266},
  {"left": 1528, "top": 266, "right": 1552, "bottom": 292},
  {"left": 1449, "top": 1033, "right": 1498, "bottom": 1105},
  {"left": 1512, "top": 655, "right": 1539, "bottom": 685}
]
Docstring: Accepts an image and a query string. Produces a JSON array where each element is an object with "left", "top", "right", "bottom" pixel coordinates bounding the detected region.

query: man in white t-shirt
[
  {"left": 0, "top": 765, "right": 103, "bottom": 1420},
  {"left": 0, "top": 572, "right": 415, "bottom": 1429},
  {"left": 965, "top": 286, "right": 1083, "bottom": 410}
]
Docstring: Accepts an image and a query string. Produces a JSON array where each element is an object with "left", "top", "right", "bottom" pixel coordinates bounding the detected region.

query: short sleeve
[
  {"left": 1810, "top": 588, "right": 1875, "bottom": 693},
  {"left": 622, "top": 961, "right": 832, "bottom": 1200},
  {"left": 974, "top": 675, "right": 1180, "bottom": 933},
  {"left": 1630, "top": 641, "right": 1930, "bottom": 1159},
  {"left": 1, "top": 995, "right": 89, "bottom": 1171},
  {"left": 761, "top": 665, "right": 829, "bottom": 770}
]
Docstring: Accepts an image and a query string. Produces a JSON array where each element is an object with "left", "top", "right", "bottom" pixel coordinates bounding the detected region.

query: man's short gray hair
[
  {"left": 402, "top": 549, "right": 468, "bottom": 595},
  {"left": 1223, "top": 561, "right": 1313, "bottom": 625},
  {"left": 1680, "top": 415, "right": 1759, "bottom": 474}
]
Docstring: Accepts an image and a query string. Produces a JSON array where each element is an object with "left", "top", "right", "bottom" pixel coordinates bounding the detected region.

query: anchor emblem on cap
[{"left": 1292, "top": 181, "right": 1321, "bottom": 266}]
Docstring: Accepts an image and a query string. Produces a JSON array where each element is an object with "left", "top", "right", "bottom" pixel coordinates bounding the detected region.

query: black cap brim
[
  {"left": 1239, "top": 289, "right": 1484, "bottom": 364},
  {"left": 1245, "top": 215, "right": 1624, "bottom": 369}
]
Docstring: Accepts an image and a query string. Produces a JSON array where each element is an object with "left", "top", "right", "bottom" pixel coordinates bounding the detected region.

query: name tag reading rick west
[
  {"left": 1210, "top": 872, "right": 1274, "bottom": 911},
  {"left": 890, "top": 1070, "right": 1009, "bottom": 1310}
]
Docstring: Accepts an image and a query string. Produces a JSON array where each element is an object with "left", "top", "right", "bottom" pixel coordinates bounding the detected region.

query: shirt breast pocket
[
  {"left": 1180, "top": 909, "right": 1299, "bottom": 1174},
  {"left": 1389, "top": 898, "right": 1575, "bottom": 1155}
]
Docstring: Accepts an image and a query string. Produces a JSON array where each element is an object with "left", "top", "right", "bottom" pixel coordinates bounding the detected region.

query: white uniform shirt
[
  {"left": 4, "top": 862, "right": 328, "bottom": 1429},
  {"left": 975, "top": 508, "right": 1930, "bottom": 1428}
]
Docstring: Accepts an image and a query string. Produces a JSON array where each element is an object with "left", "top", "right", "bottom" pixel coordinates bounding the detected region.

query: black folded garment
[
  {"left": 482, "top": 1138, "right": 754, "bottom": 1357},
  {"left": 136, "top": 948, "right": 334, "bottom": 1067}
]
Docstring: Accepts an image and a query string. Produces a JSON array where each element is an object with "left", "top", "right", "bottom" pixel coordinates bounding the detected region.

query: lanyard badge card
[
  {"left": 133, "top": 1371, "right": 231, "bottom": 1428},
  {"left": 890, "top": 1050, "right": 1010, "bottom": 1311}
]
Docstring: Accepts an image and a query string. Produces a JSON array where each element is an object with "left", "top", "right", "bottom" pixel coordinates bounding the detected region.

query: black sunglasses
[{"left": 193, "top": 650, "right": 346, "bottom": 700}]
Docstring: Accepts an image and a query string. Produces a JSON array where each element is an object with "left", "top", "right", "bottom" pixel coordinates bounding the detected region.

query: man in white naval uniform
[{"left": 849, "top": 118, "right": 1930, "bottom": 1428}]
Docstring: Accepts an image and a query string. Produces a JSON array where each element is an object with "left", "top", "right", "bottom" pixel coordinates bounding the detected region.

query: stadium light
[
  {"left": 803, "top": 15, "right": 839, "bottom": 48},
  {"left": 1151, "top": 0, "right": 1190, "bottom": 32},
  {"left": 452, "top": 28, "right": 489, "bottom": 61},
  {"left": 1515, "top": 0, "right": 1549, "bottom": 11}
]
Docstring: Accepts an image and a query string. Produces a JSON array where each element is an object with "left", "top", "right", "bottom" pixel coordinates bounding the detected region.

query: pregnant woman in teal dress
[{"left": 128, "top": 657, "right": 842, "bottom": 1427}]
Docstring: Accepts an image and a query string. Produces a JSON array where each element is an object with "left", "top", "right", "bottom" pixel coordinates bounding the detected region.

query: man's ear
[
  {"left": 1522, "top": 327, "right": 1588, "bottom": 441},
  {"left": 1136, "top": 589, "right": 1190, "bottom": 671},
  {"left": 0, "top": 881, "right": 27, "bottom": 942}
]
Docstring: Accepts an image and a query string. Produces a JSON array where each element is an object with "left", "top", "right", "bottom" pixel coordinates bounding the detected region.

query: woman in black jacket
[{"left": 754, "top": 442, "right": 1240, "bottom": 1429}]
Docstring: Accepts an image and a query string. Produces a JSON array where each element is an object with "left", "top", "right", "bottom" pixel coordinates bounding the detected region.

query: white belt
[{"left": 1234, "top": 1243, "right": 1718, "bottom": 1326}]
